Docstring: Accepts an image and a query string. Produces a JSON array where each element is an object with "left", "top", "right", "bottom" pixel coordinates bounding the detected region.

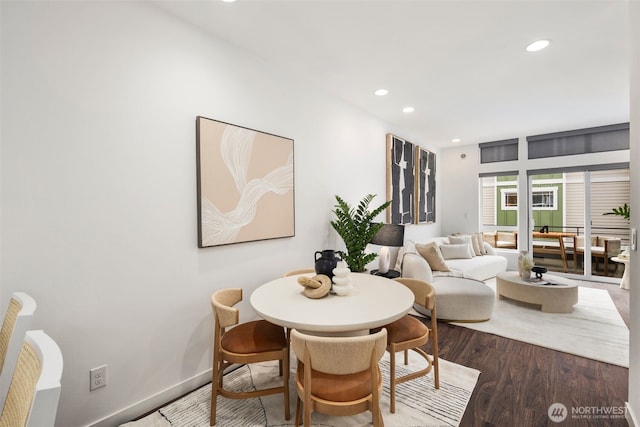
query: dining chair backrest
[
  {"left": 0, "top": 330, "right": 63, "bottom": 427},
  {"left": 290, "top": 328, "right": 387, "bottom": 375},
  {"left": 211, "top": 288, "right": 242, "bottom": 329},
  {"left": 0, "top": 292, "right": 36, "bottom": 411},
  {"left": 393, "top": 278, "right": 435, "bottom": 311}
]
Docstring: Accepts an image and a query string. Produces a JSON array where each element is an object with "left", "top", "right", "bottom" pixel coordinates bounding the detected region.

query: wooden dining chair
[
  {"left": 384, "top": 278, "right": 439, "bottom": 413},
  {"left": 0, "top": 330, "right": 63, "bottom": 427},
  {"left": 290, "top": 328, "right": 387, "bottom": 427},
  {"left": 0, "top": 292, "right": 37, "bottom": 411},
  {"left": 210, "top": 288, "right": 290, "bottom": 426}
]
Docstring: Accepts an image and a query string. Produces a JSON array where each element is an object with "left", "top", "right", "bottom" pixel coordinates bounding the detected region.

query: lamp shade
[{"left": 370, "top": 224, "right": 405, "bottom": 247}]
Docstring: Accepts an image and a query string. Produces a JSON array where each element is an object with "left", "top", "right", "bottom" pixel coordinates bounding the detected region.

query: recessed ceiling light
[
  {"left": 402, "top": 106, "right": 415, "bottom": 113},
  {"left": 374, "top": 89, "right": 389, "bottom": 96},
  {"left": 221, "top": 0, "right": 236, "bottom": 3},
  {"left": 452, "top": 138, "right": 461, "bottom": 143},
  {"left": 526, "top": 39, "right": 550, "bottom": 52}
]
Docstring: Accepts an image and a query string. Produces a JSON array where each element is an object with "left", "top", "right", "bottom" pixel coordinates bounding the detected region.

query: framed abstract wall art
[
  {"left": 415, "top": 147, "right": 436, "bottom": 223},
  {"left": 386, "top": 133, "right": 415, "bottom": 224},
  {"left": 196, "top": 116, "right": 295, "bottom": 248}
]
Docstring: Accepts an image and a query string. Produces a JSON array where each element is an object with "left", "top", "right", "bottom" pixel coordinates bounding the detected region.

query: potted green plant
[
  {"left": 330, "top": 194, "right": 391, "bottom": 272},
  {"left": 603, "top": 203, "right": 630, "bottom": 220}
]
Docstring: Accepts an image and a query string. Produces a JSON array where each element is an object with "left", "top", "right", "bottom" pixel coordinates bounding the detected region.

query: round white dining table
[{"left": 250, "top": 272, "right": 415, "bottom": 335}]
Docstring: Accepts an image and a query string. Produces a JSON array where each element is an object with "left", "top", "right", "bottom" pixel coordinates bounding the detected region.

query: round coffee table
[{"left": 496, "top": 271, "right": 578, "bottom": 313}]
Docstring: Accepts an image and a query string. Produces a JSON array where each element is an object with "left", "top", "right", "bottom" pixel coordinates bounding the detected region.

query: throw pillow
[
  {"left": 449, "top": 235, "right": 476, "bottom": 257},
  {"left": 440, "top": 243, "right": 474, "bottom": 260},
  {"left": 472, "top": 232, "right": 485, "bottom": 256},
  {"left": 415, "top": 242, "right": 450, "bottom": 272}
]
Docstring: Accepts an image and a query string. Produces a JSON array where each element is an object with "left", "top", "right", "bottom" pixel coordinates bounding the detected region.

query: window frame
[{"left": 500, "top": 186, "right": 558, "bottom": 211}]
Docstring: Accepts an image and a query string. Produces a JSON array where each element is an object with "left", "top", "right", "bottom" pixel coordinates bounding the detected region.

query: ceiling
[{"left": 154, "top": 0, "right": 630, "bottom": 148}]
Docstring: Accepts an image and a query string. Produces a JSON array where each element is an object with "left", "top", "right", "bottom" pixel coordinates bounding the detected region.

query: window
[
  {"left": 501, "top": 189, "right": 518, "bottom": 210},
  {"left": 479, "top": 172, "right": 518, "bottom": 227},
  {"left": 531, "top": 187, "right": 558, "bottom": 210},
  {"left": 500, "top": 187, "right": 558, "bottom": 211}
]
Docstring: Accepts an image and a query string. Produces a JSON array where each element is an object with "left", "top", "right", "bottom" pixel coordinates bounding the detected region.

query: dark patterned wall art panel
[
  {"left": 416, "top": 147, "right": 436, "bottom": 223},
  {"left": 386, "top": 134, "right": 415, "bottom": 224}
]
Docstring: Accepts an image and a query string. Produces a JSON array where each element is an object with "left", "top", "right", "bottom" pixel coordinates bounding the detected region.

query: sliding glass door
[{"left": 528, "top": 166, "right": 629, "bottom": 282}]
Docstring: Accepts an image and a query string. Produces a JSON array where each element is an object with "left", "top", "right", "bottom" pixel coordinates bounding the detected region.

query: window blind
[
  {"left": 527, "top": 123, "right": 629, "bottom": 159},
  {"left": 479, "top": 139, "right": 518, "bottom": 164}
]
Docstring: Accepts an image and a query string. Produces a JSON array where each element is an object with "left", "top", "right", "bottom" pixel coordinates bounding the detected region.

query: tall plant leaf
[{"left": 330, "top": 194, "right": 392, "bottom": 272}]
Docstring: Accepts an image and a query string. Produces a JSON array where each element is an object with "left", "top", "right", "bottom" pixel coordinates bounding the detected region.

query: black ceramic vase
[{"left": 314, "top": 250, "right": 341, "bottom": 279}]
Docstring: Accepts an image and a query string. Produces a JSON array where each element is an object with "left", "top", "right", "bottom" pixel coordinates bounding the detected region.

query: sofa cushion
[
  {"left": 439, "top": 243, "right": 474, "bottom": 260},
  {"left": 445, "top": 255, "right": 508, "bottom": 281},
  {"left": 415, "top": 242, "right": 450, "bottom": 272},
  {"left": 472, "top": 233, "right": 486, "bottom": 255},
  {"left": 448, "top": 235, "right": 476, "bottom": 257}
]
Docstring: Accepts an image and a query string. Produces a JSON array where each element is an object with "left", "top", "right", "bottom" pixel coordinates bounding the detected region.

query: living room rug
[
  {"left": 448, "top": 278, "right": 629, "bottom": 368},
  {"left": 121, "top": 353, "right": 479, "bottom": 427}
]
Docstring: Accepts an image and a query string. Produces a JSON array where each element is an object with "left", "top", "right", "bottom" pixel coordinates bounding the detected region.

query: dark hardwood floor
[{"left": 421, "top": 280, "right": 629, "bottom": 427}]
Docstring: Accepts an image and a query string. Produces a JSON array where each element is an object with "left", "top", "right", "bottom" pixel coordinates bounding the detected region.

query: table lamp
[{"left": 370, "top": 224, "right": 405, "bottom": 274}]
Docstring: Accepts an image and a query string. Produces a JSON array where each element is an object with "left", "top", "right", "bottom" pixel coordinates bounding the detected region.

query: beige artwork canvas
[{"left": 196, "top": 116, "right": 294, "bottom": 247}]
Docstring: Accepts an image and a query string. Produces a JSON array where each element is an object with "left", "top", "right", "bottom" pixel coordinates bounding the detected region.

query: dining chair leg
[
  {"left": 210, "top": 370, "right": 218, "bottom": 426},
  {"left": 432, "top": 309, "right": 440, "bottom": 389},
  {"left": 403, "top": 349, "right": 409, "bottom": 365},
  {"left": 372, "top": 359, "right": 384, "bottom": 427},
  {"left": 283, "top": 348, "right": 291, "bottom": 420},
  {"left": 304, "top": 403, "right": 312, "bottom": 427},
  {"left": 433, "top": 354, "right": 440, "bottom": 389},
  {"left": 295, "top": 397, "right": 302, "bottom": 427},
  {"left": 389, "top": 346, "right": 397, "bottom": 414},
  {"left": 372, "top": 395, "right": 383, "bottom": 426}
]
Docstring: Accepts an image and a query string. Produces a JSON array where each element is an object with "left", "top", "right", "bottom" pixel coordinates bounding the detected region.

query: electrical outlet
[{"left": 90, "top": 365, "right": 107, "bottom": 391}]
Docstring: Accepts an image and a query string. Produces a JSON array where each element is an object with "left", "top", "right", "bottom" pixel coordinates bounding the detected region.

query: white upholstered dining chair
[
  {"left": 290, "top": 328, "right": 387, "bottom": 427},
  {"left": 383, "top": 278, "right": 439, "bottom": 413},
  {"left": 0, "top": 329, "right": 63, "bottom": 427},
  {"left": 210, "top": 288, "right": 290, "bottom": 426},
  {"left": 0, "top": 292, "right": 37, "bottom": 411}
]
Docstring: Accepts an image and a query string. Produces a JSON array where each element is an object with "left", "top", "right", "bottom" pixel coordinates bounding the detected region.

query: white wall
[
  {"left": 0, "top": 2, "right": 439, "bottom": 426},
  {"left": 627, "top": 2, "right": 639, "bottom": 425}
]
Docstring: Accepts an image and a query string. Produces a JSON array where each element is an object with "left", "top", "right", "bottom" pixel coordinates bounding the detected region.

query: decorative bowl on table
[{"left": 532, "top": 266, "right": 547, "bottom": 279}]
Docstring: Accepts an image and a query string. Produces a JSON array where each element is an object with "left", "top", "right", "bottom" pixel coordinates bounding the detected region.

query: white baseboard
[
  {"left": 88, "top": 369, "right": 212, "bottom": 427},
  {"left": 627, "top": 402, "right": 638, "bottom": 427}
]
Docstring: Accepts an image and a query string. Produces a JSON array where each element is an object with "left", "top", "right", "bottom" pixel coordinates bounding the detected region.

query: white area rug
[
  {"left": 121, "top": 353, "right": 479, "bottom": 427},
  {"left": 451, "top": 278, "right": 629, "bottom": 368}
]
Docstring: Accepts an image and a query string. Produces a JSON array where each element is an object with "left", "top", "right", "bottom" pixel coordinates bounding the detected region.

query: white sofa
[
  {"left": 398, "top": 237, "right": 508, "bottom": 282},
  {"left": 395, "top": 237, "right": 508, "bottom": 321}
]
